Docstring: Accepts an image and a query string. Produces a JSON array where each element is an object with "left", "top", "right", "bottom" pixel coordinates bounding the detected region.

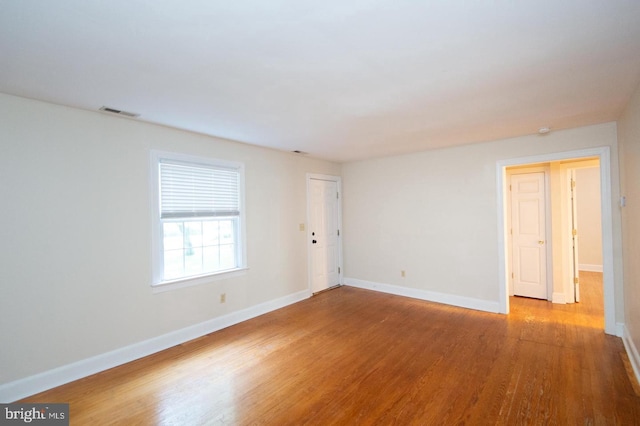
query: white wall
[
  {"left": 0, "top": 93, "right": 340, "bottom": 388},
  {"left": 618, "top": 81, "right": 640, "bottom": 374},
  {"left": 342, "top": 123, "right": 623, "bottom": 317},
  {"left": 576, "top": 167, "right": 603, "bottom": 270}
]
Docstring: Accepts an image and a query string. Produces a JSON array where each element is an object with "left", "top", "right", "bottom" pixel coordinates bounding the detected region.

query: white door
[
  {"left": 308, "top": 178, "right": 340, "bottom": 293},
  {"left": 511, "top": 172, "right": 547, "bottom": 299}
]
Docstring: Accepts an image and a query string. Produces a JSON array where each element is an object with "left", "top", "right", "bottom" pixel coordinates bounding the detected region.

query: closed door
[
  {"left": 309, "top": 178, "right": 340, "bottom": 293},
  {"left": 511, "top": 172, "right": 547, "bottom": 299}
]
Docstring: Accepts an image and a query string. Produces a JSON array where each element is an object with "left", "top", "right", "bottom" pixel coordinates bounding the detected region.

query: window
[{"left": 151, "top": 151, "right": 245, "bottom": 288}]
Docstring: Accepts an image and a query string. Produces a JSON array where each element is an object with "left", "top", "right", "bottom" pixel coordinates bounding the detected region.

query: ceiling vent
[{"left": 99, "top": 106, "right": 140, "bottom": 118}]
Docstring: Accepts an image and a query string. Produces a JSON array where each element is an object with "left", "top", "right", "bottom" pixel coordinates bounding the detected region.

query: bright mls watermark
[{"left": 0, "top": 404, "right": 68, "bottom": 425}]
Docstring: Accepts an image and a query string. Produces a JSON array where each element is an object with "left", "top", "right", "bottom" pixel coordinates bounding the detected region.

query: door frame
[
  {"left": 496, "top": 146, "right": 616, "bottom": 335},
  {"left": 569, "top": 168, "right": 581, "bottom": 303},
  {"left": 506, "top": 166, "right": 552, "bottom": 300},
  {"left": 306, "top": 173, "right": 343, "bottom": 293},
  {"left": 564, "top": 160, "right": 601, "bottom": 303}
]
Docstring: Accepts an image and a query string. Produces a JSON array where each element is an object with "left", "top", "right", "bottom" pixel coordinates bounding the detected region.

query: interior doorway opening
[
  {"left": 496, "top": 147, "right": 616, "bottom": 335},
  {"left": 505, "top": 158, "right": 601, "bottom": 305}
]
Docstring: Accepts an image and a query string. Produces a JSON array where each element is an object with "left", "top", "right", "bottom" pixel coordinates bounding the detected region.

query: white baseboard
[
  {"left": 0, "top": 289, "right": 310, "bottom": 403},
  {"left": 343, "top": 277, "right": 500, "bottom": 313},
  {"left": 579, "top": 264, "right": 603, "bottom": 272},
  {"left": 622, "top": 324, "right": 640, "bottom": 386}
]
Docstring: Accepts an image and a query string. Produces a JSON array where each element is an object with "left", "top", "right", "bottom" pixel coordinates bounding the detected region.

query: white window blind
[{"left": 159, "top": 160, "right": 240, "bottom": 219}]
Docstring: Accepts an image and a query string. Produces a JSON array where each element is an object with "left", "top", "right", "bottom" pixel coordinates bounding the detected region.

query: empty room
[{"left": 2, "top": 1, "right": 640, "bottom": 424}]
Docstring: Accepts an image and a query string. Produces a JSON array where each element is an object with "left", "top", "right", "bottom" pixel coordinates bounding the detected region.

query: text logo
[{"left": 0, "top": 404, "right": 68, "bottom": 425}]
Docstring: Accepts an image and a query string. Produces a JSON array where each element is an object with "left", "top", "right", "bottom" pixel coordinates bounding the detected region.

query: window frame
[{"left": 150, "top": 150, "right": 247, "bottom": 292}]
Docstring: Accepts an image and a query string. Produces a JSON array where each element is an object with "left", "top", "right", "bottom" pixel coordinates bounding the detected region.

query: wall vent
[{"left": 99, "top": 106, "right": 140, "bottom": 118}]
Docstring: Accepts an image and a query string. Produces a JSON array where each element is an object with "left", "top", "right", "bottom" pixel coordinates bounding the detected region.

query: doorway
[
  {"left": 306, "top": 174, "right": 342, "bottom": 293},
  {"left": 497, "top": 147, "right": 616, "bottom": 335},
  {"left": 569, "top": 162, "right": 603, "bottom": 303}
]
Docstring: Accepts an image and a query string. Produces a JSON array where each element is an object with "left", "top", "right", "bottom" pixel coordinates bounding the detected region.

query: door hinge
[
  {"left": 336, "top": 192, "right": 339, "bottom": 199},
  {"left": 574, "top": 277, "right": 579, "bottom": 284},
  {"left": 572, "top": 229, "right": 577, "bottom": 236},
  {"left": 509, "top": 184, "right": 512, "bottom": 191},
  {"left": 510, "top": 228, "right": 512, "bottom": 235},
  {"left": 511, "top": 272, "right": 514, "bottom": 279},
  {"left": 337, "top": 229, "right": 340, "bottom": 236},
  {"left": 571, "top": 179, "right": 576, "bottom": 189},
  {"left": 338, "top": 266, "right": 341, "bottom": 274}
]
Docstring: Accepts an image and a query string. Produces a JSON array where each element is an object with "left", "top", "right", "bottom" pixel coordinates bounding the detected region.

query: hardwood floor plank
[{"left": 19, "top": 273, "right": 640, "bottom": 424}]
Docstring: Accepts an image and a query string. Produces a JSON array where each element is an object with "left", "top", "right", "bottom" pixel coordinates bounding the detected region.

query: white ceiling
[{"left": 2, "top": 1, "right": 640, "bottom": 162}]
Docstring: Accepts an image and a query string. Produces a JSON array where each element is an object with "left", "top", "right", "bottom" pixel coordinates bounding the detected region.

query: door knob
[{"left": 538, "top": 240, "right": 545, "bottom": 244}]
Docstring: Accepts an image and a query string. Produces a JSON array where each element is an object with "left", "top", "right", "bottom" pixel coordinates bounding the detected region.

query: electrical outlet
[
  {"left": 220, "top": 293, "right": 226, "bottom": 303},
  {"left": 401, "top": 270, "right": 406, "bottom": 278}
]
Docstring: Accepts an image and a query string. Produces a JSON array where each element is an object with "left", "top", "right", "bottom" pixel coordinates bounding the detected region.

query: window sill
[{"left": 151, "top": 267, "right": 249, "bottom": 294}]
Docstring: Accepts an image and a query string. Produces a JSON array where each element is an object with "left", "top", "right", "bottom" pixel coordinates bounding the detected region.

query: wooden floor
[{"left": 21, "top": 272, "right": 640, "bottom": 425}]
